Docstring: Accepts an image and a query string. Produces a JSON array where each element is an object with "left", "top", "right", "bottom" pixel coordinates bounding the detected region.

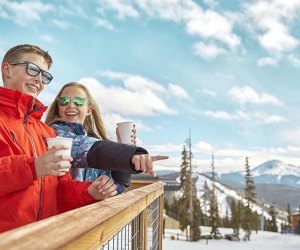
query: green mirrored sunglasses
[{"left": 57, "top": 97, "right": 87, "bottom": 107}]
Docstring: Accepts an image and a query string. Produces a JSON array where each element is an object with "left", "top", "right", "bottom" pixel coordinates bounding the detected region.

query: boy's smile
[{"left": 3, "top": 53, "right": 49, "bottom": 98}]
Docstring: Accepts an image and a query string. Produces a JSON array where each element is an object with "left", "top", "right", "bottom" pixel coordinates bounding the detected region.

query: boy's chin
[{"left": 24, "top": 90, "right": 39, "bottom": 98}]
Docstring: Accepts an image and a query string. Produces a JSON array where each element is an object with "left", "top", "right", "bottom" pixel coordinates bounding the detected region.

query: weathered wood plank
[{"left": 0, "top": 181, "right": 164, "bottom": 250}]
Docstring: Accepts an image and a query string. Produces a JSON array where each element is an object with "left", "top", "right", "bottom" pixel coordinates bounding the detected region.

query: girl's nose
[{"left": 66, "top": 99, "right": 76, "bottom": 107}]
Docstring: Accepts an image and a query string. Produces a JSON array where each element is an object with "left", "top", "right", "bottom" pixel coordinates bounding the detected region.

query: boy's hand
[
  {"left": 87, "top": 175, "right": 117, "bottom": 201},
  {"left": 35, "top": 145, "right": 73, "bottom": 177},
  {"left": 131, "top": 155, "right": 169, "bottom": 177}
]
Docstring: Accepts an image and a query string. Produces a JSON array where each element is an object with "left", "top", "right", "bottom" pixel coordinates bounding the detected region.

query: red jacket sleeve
[
  {"left": 57, "top": 172, "right": 96, "bottom": 213},
  {"left": 0, "top": 155, "right": 36, "bottom": 197}
]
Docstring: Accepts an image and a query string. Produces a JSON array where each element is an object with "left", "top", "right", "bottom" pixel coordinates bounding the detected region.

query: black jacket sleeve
[
  {"left": 112, "top": 171, "right": 132, "bottom": 193},
  {"left": 87, "top": 140, "right": 148, "bottom": 174}
]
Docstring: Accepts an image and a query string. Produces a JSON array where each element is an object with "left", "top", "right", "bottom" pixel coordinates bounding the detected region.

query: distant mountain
[
  {"left": 156, "top": 169, "right": 178, "bottom": 177},
  {"left": 253, "top": 160, "right": 300, "bottom": 177},
  {"left": 219, "top": 160, "right": 300, "bottom": 189},
  {"left": 193, "top": 173, "right": 287, "bottom": 225},
  {"left": 158, "top": 159, "right": 300, "bottom": 213},
  {"left": 214, "top": 160, "right": 300, "bottom": 210}
]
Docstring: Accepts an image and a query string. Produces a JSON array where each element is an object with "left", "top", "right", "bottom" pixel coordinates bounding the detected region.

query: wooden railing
[{"left": 0, "top": 181, "right": 164, "bottom": 250}]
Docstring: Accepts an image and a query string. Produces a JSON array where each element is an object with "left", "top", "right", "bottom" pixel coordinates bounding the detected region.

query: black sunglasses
[
  {"left": 57, "top": 97, "right": 87, "bottom": 107},
  {"left": 9, "top": 61, "right": 53, "bottom": 85}
]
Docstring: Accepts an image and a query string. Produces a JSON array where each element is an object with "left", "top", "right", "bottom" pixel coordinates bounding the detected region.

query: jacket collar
[
  {"left": 52, "top": 121, "right": 86, "bottom": 135},
  {"left": 0, "top": 86, "right": 47, "bottom": 119}
]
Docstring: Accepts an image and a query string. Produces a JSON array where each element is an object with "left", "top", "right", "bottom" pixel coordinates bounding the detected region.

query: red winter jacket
[{"left": 0, "top": 87, "right": 95, "bottom": 233}]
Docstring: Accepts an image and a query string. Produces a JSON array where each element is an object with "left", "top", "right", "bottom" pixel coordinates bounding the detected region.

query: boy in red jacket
[{"left": 0, "top": 44, "right": 119, "bottom": 233}]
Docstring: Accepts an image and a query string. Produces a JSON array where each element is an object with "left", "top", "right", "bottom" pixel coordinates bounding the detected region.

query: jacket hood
[{"left": 0, "top": 86, "right": 47, "bottom": 119}]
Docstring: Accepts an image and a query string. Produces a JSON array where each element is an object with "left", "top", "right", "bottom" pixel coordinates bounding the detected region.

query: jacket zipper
[
  {"left": 23, "top": 98, "right": 43, "bottom": 221},
  {"left": 9, "top": 131, "right": 26, "bottom": 154}
]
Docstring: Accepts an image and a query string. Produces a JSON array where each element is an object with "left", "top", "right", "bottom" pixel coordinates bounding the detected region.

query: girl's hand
[
  {"left": 116, "top": 123, "right": 136, "bottom": 145},
  {"left": 131, "top": 155, "right": 169, "bottom": 177}
]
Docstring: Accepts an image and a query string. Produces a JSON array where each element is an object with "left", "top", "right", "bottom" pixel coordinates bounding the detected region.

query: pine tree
[
  {"left": 201, "top": 183, "right": 210, "bottom": 226},
  {"left": 174, "top": 138, "right": 202, "bottom": 241},
  {"left": 242, "top": 157, "right": 256, "bottom": 240},
  {"left": 180, "top": 145, "right": 189, "bottom": 190},
  {"left": 176, "top": 146, "right": 190, "bottom": 232},
  {"left": 287, "top": 203, "right": 291, "bottom": 225},
  {"left": 253, "top": 211, "right": 260, "bottom": 233},
  {"left": 210, "top": 153, "right": 221, "bottom": 239},
  {"left": 192, "top": 195, "right": 202, "bottom": 240},
  {"left": 244, "top": 157, "right": 256, "bottom": 204},
  {"left": 223, "top": 208, "right": 230, "bottom": 228},
  {"left": 268, "top": 204, "right": 278, "bottom": 232},
  {"left": 230, "top": 199, "right": 240, "bottom": 236}
]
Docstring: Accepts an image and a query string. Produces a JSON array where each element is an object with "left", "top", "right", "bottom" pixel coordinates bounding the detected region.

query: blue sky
[{"left": 1, "top": 0, "right": 300, "bottom": 173}]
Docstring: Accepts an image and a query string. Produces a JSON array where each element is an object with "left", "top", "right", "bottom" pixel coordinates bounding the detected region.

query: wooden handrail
[{"left": 0, "top": 181, "right": 164, "bottom": 250}]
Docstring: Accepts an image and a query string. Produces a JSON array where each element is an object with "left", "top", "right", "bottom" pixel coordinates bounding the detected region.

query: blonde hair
[{"left": 45, "top": 82, "right": 108, "bottom": 140}]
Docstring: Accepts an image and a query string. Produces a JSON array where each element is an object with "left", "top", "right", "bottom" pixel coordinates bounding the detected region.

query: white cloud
[
  {"left": 97, "top": 0, "right": 241, "bottom": 58},
  {"left": 168, "top": 83, "right": 188, "bottom": 99},
  {"left": 193, "top": 42, "right": 226, "bottom": 59},
  {"left": 258, "top": 24, "right": 299, "bottom": 53},
  {"left": 244, "top": 0, "right": 300, "bottom": 54},
  {"left": 97, "top": 0, "right": 140, "bottom": 19},
  {"left": 147, "top": 141, "right": 300, "bottom": 173},
  {"left": 194, "top": 141, "right": 213, "bottom": 153},
  {"left": 95, "top": 18, "right": 114, "bottom": 30},
  {"left": 51, "top": 19, "right": 70, "bottom": 29},
  {"left": 185, "top": 9, "right": 240, "bottom": 49},
  {"left": 3, "top": 0, "right": 53, "bottom": 26},
  {"left": 40, "top": 35, "right": 56, "bottom": 44},
  {"left": 228, "top": 85, "right": 283, "bottom": 105},
  {"left": 99, "top": 70, "right": 188, "bottom": 99},
  {"left": 204, "top": 111, "right": 232, "bottom": 120},
  {"left": 145, "top": 143, "right": 183, "bottom": 154},
  {"left": 288, "top": 54, "right": 300, "bottom": 67},
  {"left": 58, "top": 2, "right": 88, "bottom": 18},
  {"left": 78, "top": 76, "right": 176, "bottom": 116},
  {"left": 0, "top": 2, "right": 9, "bottom": 19},
  {"left": 257, "top": 57, "right": 278, "bottom": 67},
  {"left": 280, "top": 127, "right": 300, "bottom": 145},
  {"left": 203, "top": 0, "right": 218, "bottom": 8},
  {"left": 203, "top": 110, "right": 285, "bottom": 124},
  {"left": 99, "top": 70, "right": 165, "bottom": 93}
]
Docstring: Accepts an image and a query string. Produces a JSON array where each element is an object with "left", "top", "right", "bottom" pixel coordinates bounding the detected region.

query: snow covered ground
[{"left": 163, "top": 227, "right": 300, "bottom": 250}]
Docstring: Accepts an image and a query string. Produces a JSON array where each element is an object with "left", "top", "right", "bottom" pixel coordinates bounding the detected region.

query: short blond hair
[{"left": 2, "top": 44, "right": 52, "bottom": 67}]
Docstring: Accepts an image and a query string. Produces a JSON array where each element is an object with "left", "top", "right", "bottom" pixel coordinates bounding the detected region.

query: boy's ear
[{"left": 1, "top": 63, "right": 11, "bottom": 80}]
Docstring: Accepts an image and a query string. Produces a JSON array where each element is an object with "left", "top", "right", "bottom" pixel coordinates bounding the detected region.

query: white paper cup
[
  {"left": 46, "top": 137, "right": 73, "bottom": 172},
  {"left": 116, "top": 122, "right": 134, "bottom": 145}
]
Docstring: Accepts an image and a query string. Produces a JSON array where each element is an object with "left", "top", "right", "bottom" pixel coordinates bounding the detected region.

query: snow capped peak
[{"left": 252, "top": 160, "right": 300, "bottom": 177}]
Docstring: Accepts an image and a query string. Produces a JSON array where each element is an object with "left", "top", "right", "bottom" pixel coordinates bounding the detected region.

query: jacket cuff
[
  {"left": 28, "top": 157, "right": 37, "bottom": 180},
  {"left": 130, "top": 147, "right": 149, "bottom": 173},
  {"left": 87, "top": 140, "right": 148, "bottom": 174},
  {"left": 82, "top": 182, "right": 96, "bottom": 204},
  {"left": 115, "top": 181, "right": 126, "bottom": 194}
]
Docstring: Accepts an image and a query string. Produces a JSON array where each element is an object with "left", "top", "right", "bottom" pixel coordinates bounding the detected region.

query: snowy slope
[{"left": 194, "top": 173, "right": 287, "bottom": 225}]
